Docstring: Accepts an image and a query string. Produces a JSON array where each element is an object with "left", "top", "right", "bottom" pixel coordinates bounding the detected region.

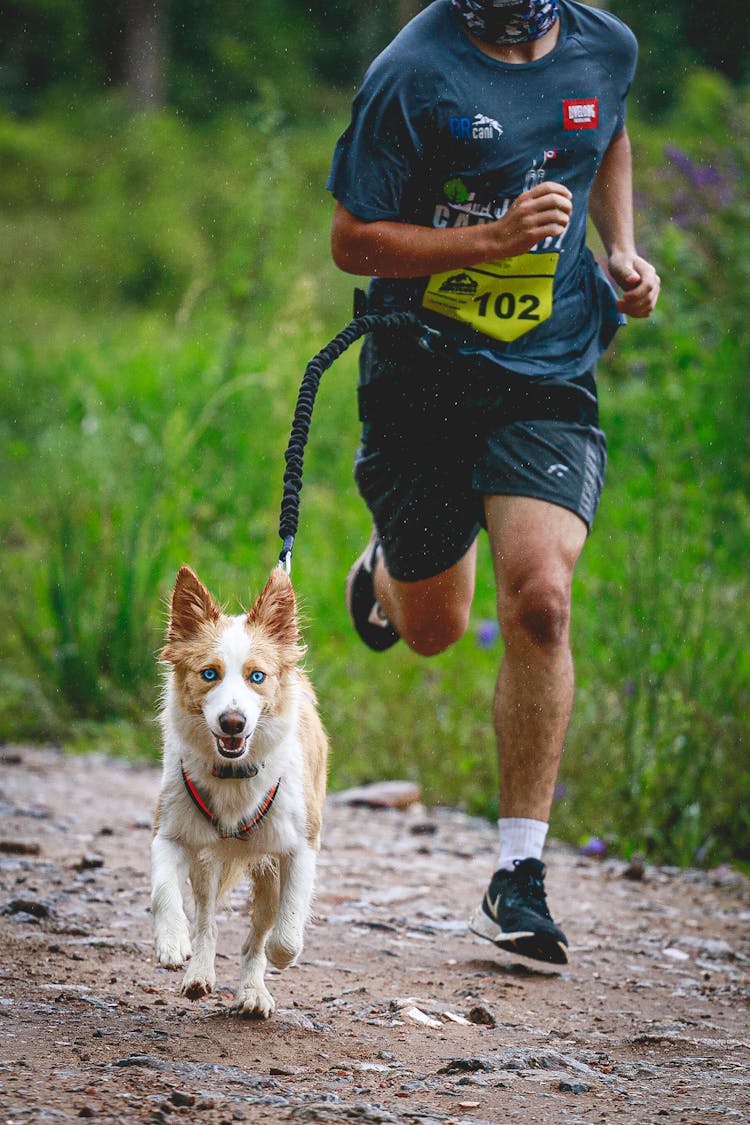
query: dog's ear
[
  {"left": 247, "top": 567, "right": 302, "bottom": 655},
  {"left": 163, "top": 566, "right": 221, "bottom": 658}
]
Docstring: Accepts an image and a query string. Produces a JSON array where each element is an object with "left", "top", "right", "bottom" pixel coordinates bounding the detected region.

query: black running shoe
[
  {"left": 345, "top": 534, "right": 400, "bottom": 652},
  {"left": 469, "top": 858, "right": 569, "bottom": 965}
]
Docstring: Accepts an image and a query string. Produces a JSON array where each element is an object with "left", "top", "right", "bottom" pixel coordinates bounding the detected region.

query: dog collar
[
  {"left": 211, "top": 761, "right": 258, "bottom": 779},
  {"left": 181, "top": 762, "right": 281, "bottom": 840}
]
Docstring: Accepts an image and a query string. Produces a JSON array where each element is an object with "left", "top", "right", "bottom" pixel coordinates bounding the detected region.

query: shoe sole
[
  {"left": 469, "top": 906, "right": 569, "bottom": 966},
  {"left": 345, "top": 538, "right": 400, "bottom": 652}
]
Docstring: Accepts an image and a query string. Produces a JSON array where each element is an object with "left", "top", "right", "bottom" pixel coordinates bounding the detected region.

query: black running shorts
[{"left": 353, "top": 329, "right": 607, "bottom": 583}]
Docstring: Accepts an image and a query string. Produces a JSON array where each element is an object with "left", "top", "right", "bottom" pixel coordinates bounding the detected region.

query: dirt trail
[{"left": 1, "top": 747, "right": 748, "bottom": 1124}]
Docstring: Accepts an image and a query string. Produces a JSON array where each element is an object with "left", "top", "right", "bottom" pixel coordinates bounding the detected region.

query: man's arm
[
  {"left": 589, "top": 127, "right": 660, "bottom": 317},
  {"left": 330, "top": 182, "right": 573, "bottom": 278}
]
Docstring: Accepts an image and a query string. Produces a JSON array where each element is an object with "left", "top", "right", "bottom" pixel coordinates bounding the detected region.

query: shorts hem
[
  {"left": 381, "top": 525, "right": 482, "bottom": 584},
  {"left": 473, "top": 486, "right": 595, "bottom": 533}
]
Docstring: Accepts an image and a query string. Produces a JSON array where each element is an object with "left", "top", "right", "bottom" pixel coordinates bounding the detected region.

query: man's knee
[
  {"left": 383, "top": 549, "right": 477, "bottom": 656},
  {"left": 502, "top": 579, "right": 571, "bottom": 649},
  {"left": 401, "top": 604, "right": 471, "bottom": 656}
]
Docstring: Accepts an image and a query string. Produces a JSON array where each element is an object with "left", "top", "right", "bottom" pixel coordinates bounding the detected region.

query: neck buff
[{"left": 452, "top": 0, "right": 559, "bottom": 46}]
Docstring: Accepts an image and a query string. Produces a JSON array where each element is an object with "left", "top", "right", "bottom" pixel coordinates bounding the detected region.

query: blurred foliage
[
  {"left": 1, "top": 1, "right": 749, "bottom": 120},
  {"left": 0, "top": 96, "right": 339, "bottom": 311},
  {"left": 0, "top": 0, "right": 410, "bottom": 118},
  {"left": 610, "top": 0, "right": 750, "bottom": 114},
  {"left": 564, "top": 69, "right": 750, "bottom": 865}
]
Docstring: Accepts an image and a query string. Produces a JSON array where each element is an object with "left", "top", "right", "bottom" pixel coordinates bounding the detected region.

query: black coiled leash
[{"left": 277, "top": 308, "right": 424, "bottom": 574}]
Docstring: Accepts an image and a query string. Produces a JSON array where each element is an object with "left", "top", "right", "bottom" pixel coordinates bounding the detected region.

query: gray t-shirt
[{"left": 328, "top": 0, "right": 637, "bottom": 378}]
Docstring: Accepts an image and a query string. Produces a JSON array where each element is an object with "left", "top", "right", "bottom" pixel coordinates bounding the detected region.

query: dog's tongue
[{"left": 220, "top": 735, "right": 245, "bottom": 753}]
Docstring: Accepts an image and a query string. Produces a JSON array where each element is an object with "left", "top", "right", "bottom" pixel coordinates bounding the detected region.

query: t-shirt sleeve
[
  {"left": 327, "top": 64, "right": 426, "bottom": 222},
  {"left": 611, "top": 22, "right": 638, "bottom": 137}
]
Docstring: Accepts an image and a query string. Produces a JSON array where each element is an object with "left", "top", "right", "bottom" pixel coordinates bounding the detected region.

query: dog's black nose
[{"left": 219, "top": 711, "right": 246, "bottom": 735}]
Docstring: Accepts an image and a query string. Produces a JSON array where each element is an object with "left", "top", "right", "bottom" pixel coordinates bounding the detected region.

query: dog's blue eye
[
  {"left": 249, "top": 670, "right": 266, "bottom": 684},
  {"left": 201, "top": 668, "right": 219, "bottom": 682}
]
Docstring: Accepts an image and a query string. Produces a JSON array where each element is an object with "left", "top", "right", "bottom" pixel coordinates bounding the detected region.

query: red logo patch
[{"left": 563, "top": 98, "right": 599, "bottom": 130}]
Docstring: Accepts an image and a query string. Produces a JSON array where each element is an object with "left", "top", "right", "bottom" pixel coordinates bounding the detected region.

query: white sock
[{"left": 496, "top": 817, "right": 548, "bottom": 871}]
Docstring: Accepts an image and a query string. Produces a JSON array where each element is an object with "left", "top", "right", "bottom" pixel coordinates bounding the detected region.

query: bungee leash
[{"left": 277, "top": 307, "right": 425, "bottom": 575}]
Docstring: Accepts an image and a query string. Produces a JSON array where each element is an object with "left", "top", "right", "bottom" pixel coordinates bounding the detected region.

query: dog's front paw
[
  {"left": 235, "top": 981, "right": 276, "bottom": 1019},
  {"left": 181, "top": 968, "right": 215, "bottom": 1001},
  {"left": 155, "top": 925, "right": 192, "bottom": 969}
]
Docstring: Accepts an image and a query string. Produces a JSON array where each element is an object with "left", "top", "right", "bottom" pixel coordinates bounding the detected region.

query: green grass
[{"left": 1, "top": 81, "right": 748, "bottom": 867}]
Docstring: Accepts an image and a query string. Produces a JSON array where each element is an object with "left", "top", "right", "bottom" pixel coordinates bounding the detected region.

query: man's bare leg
[
  {"left": 373, "top": 540, "right": 478, "bottom": 656},
  {"left": 468, "top": 495, "right": 587, "bottom": 964},
  {"left": 484, "top": 494, "right": 587, "bottom": 821},
  {"left": 372, "top": 494, "right": 586, "bottom": 779},
  {"left": 354, "top": 497, "right": 585, "bottom": 962}
]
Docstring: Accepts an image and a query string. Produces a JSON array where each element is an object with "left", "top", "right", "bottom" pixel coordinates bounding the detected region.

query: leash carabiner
[{"left": 278, "top": 535, "right": 294, "bottom": 576}]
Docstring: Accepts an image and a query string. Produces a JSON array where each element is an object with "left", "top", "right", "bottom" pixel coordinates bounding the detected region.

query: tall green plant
[{"left": 14, "top": 509, "right": 167, "bottom": 721}]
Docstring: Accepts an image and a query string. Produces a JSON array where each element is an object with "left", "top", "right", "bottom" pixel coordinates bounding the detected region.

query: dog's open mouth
[{"left": 215, "top": 735, "right": 247, "bottom": 759}]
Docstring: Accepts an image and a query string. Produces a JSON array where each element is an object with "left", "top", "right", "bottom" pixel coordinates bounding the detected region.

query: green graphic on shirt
[{"left": 444, "top": 177, "right": 469, "bottom": 204}]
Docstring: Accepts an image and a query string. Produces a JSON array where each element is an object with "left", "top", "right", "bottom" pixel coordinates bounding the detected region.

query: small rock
[
  {"left": 3, "top": 898, "right": 53, "bottom": 919},
  {"left": 622, "top": 856, "right": 646, "bottom": 880},
  {"left": 558, "top": 1079, "right": 589, "bottom": 1094},
  {"left": 113, "top": 1054, "right": 169, "bottom": 1070},
  {"left": 0, "top": 840, "right": 41, "bottom": 856},
  {"left": 663, "top": 946, "right": 689, "bottom": 962},
  {"left": 169, "top": 1091, "right": 196, "bottom": 1108},
  {"left": 75, "top": 854, "right": 104, "bottom": 871},
  {"left": 330, "top": 781, "right": 421, "bottom": 810},
  {"left": 468, "top": 1005, "right": 496, "bottom": 1027},
  {"left": 439, "top": 1058, "right": 493, "bottom": 1075}
]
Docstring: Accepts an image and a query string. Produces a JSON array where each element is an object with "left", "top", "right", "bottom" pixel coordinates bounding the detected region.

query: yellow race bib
[{"left": 422, "top": 252, "right": 559, "bottom": 343}]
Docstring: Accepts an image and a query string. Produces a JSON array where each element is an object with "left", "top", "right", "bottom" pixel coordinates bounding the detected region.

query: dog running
[{"left": 151, "top": 565, "right": 328, "bottom": 1017}]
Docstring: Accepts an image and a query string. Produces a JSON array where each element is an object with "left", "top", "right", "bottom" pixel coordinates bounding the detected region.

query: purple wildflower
[
  {"left": 579, "top": 835, "right": 608, "bottom": 858},
  {"left": 476, "top": 619, "right": 500, "bottom": 649},
  {"left": 663, "top": 143, "right": 738, "bottom": 225}
]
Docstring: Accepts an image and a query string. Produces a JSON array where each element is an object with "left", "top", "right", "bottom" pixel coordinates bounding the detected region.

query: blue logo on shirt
[{"left": 450, "top": 114, "right": 503, "bottom": 140}]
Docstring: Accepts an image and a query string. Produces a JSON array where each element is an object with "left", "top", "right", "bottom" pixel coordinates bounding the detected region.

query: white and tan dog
[{"left": 151, "top": 565, "right": 327, "bottom": 1018}]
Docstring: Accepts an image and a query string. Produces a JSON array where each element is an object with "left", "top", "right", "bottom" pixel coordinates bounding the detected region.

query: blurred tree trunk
[
  {"left": 354, "top": 1, "right": 428, "bottom": 71},
  {"left": 123, "top": 0, "right": 166, "bottom": 110},
  {"left": 397, "top": 0, "right": 425, "bottom": 26},
  {"left": 355, "top": 5, "right": 388, "bottom": 72}
]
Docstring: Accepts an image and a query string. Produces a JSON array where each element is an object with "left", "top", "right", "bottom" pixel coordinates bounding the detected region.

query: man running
[{"left": 327, "top": 0, "right": 659, "bottom": 963}]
